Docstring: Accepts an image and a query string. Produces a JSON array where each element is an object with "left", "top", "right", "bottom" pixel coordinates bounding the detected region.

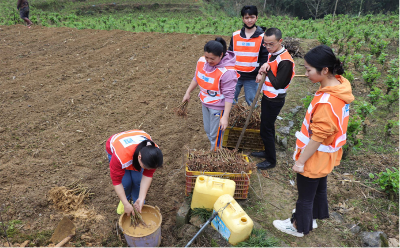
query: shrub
[{"left": 369, "top": 167, "right": 399, "bottom": 200}]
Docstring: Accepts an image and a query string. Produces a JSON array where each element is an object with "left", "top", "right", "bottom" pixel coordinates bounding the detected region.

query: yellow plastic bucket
[
  {"left": 191, "top": 176, "right": 235, "bottom": 210},
  {"left": 211, "top": 194, "right": 253, "bottom": 245},
  {"left": 118, "top": 205, "right": 162, "bottom": 247}
]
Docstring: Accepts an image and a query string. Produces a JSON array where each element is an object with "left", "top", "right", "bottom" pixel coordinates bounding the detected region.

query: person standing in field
[
  {"left": 228, "top": 5, "right": 269, "bottom": 106},
  {"left": 251, "top": 28, "right": 295, "bottom": 170},
  {"left": 182, "top": 37, "right": 238, "bottom": 150},
  {"left": 273, "top": 45, "right": 354, "bottom": 237},
  {"left": 17, "top": 0, "right": 33, "bottom": 27},
  {"left": 105, "top": 130, "right": 163, "bottom": 215}
]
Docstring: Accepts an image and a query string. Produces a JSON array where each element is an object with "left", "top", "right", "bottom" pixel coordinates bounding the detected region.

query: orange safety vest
[
  {"left": 262, "top": 49, "right": 295, "bottom": 98},
  {"left": 294, "top": 92, "right": 350, "bottom": 156},
  {"left": 109, "top": 130, "right": 157, "bottom": 170},
  {"left": 196, "top": 56, "right": 237, "bottom": 104},
  {"left": 232, "top": 30, "right": 264, "bottom": 73}
]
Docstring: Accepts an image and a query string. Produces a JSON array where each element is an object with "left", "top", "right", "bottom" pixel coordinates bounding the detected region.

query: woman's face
[
  {"left": 138, "top": 153, "right": 149, "bottom": 170},
  {"left": 304, "top": 60, "right": 324, "bottom": 84},
  {"left": 204, "top": 52, "right": 222, "bottom": 67}
]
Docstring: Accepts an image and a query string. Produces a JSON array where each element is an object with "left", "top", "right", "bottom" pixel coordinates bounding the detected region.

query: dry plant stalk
[
  {"left": 129, "top": 201, "right": 147, "bottom": 228},
  {"left": 48, "top": 180, "right": 94, "bottom": 212},
  {"left": 174, "top": 101, "right": 189, "bottom": 117},
  {"left": 187, "top": 148, "right": 255, "bottom": 173},
  {"left": 228, "top": 104, "right": 261, "bottom": 129}
]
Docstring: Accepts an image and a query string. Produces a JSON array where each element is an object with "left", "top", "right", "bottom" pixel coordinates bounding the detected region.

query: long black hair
[
  {"left": 204, "top": 37, "right": 227, "bottom": 58},
  {"left": 304, "top": 45, "right": 344, "bottom": 75},
  {"left": 133, "top": 139, "right": 163, "bottom": 171}
]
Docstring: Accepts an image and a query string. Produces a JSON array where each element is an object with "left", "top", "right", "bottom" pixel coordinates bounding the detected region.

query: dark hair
[
  {"left": 133, "top": 139, "right": 163, "bottom": 170},
  {"left": 241, "top": 5, "right": 258, "bottom": 17},
  {"left": 265, "top": 28, "right": 282, "bottom": 40},
  {"left": 204, "top": 37, "right": 227, "bottom": 57},
  {"left": 304, "top": 45, "right": 344, "bottom": 75}
]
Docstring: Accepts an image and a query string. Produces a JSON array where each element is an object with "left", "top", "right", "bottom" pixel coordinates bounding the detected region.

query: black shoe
[
  {"left": 256, "top": 160, "right": 276, "bottom": 170},
  {"left": 250, "top": 151, "right": 266, "bottom": 158}
]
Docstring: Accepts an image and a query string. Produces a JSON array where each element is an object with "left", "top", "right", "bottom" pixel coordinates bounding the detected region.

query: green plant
[
  {"left": 235, "top": 228, "right": 280, "bottom": 247},
  {"left": 191, "top": 208, "right": 212, "bottom": 222},
  {"left": 301, "top": 95, "right": 313, "bottom": 109},
  {"left": 354, "top": 100, "right": 376, "bottom": 121},
  {"left": 343, "top": 114, "right": 363, "bottom": 153},
  {"left": 384, "top": 120, "right": 399, "bottom": 136},
  {"left": 362, "top": 64, "right": 381, "bottom": 88},
  {"left": 367, "top": 86, "right": 383, "bottom": 105},
  {"left": 369, "top": 167, "right": 399, "bottom": 199}
]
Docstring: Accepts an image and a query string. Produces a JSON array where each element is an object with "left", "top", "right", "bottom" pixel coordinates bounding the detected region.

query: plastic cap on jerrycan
[
  {"left": 191, "top": 176, "right": 235, "bottom": 210},
  {"left": 211, "top": 194, "right": 253, "bottom": 245}
]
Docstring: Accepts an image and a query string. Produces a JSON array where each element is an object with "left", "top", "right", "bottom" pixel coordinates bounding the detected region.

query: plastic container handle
[{"left": 212, "top": 181, "right": 224, "bottom": 189}]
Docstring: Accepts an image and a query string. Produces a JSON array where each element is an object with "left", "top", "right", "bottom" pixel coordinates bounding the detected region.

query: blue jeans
[
  {"left": 107, "top": 152, "right": 143, "bottom": 202},
  {"left": 234, "top": 78, "right": 259, "bottom": 106}
]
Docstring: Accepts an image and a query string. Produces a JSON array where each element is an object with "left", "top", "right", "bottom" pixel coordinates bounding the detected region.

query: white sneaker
[
  {"left": 313, "top": 219, "right": 318, "bottom": 229},
  {"left": 292, "top": 209, "right": 318, "bottom": 229},
  {"left": 273, "top": 219, "right": 304, "bottom": 237}
]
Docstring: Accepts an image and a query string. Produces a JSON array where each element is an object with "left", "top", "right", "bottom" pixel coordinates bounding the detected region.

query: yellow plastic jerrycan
[
  {"left": 211, "top": 194, "right": 253, "bottom": 245},
  {"left": 191, "top": 176, "right": 235, "bottom": 210}
]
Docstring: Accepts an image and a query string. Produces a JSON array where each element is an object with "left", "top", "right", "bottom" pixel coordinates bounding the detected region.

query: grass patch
[
  {"left": 191, "top": 208, "right": 212, "bottom": 222},
  {"left": 235, "top": 228, "right": 281, "bottom": 247}
]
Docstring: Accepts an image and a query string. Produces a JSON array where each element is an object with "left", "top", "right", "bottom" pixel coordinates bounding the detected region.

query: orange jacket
[
  {"left": 196, "top": 56, "right": 237, "bottom": 104},
  {"left": 232, "top": 30, "right": 264, "bottom": 73},
  {"left": 262, "top": 50, "right": 295, "bottom": 98},
  {"left": 294, "top": 75, "right": 354, "bottom": 178}
]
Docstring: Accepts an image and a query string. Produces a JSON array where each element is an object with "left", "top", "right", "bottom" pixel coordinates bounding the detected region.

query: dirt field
[
  {"left": 0, "top": 25, "right": 398, "bottom": 247},
  {"left": 0, "top": 24, "right": 220, "bottom": 246}
]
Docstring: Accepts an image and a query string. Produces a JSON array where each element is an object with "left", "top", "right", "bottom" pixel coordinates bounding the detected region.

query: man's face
[
  {"left": 242, "top": 13, "right": 257, "bottom": 28},
  {"left": 263, "top": 35, "right": 282, "bottom": 53}
]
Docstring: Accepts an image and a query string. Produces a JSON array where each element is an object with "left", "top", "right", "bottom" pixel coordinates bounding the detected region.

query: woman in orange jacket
[{"left": 273, "top": 45, "right": 354, "bottom": 237}]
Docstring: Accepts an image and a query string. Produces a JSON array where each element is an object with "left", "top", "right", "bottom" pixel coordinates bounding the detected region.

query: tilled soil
[{"left": 0, "top": 24, "right": 225, "bottom": 246}]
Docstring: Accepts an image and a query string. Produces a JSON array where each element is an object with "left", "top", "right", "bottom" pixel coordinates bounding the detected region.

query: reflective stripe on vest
[
  {"left": 293, "top": 91, "right": 350, "bottom": 157},
  {"left": 196, "top": 56, "right": 237, "bottom": 104},
  {"left": 110, "top": 130, "right": 154, "bottom": 170},
  {"left": 232, "top": 30, "right": 263, "bottom": 73},
  {"left": 262, "top": 50, "right": 295, "bottom": 98}
]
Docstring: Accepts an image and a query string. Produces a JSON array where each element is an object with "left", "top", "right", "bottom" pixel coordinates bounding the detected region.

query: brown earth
[
  {"left": 0, "top": 24, "right": 218, "bottom": 246},
  {"left": 0, "top": 25, "right": 398, "bottom": 247}
]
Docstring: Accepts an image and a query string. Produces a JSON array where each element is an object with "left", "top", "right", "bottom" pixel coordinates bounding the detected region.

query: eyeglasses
[{"left": 263, "top": 42, "right": 277, "bottom": 48}]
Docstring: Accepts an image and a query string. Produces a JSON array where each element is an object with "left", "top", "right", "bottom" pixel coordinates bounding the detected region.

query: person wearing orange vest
[
  {"left": 273, "top": 45, "right": 354, "bottom": 237},
  {"left": 182, "top": 38, "right": 238, "bottom": 150},
  {"left": 105, "top": 130, "right": 163, "bottom": 215},
  {"left": 228, "top": 5, "right": 269, "bottom": 106},
  {"left": 251, "top": 28, "right": 295, "bottom": 170}
]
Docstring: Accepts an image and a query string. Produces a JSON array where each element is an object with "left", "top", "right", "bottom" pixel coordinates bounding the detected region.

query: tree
[{"left": 305, "top": 0, "right": 330, "bottom": 19}]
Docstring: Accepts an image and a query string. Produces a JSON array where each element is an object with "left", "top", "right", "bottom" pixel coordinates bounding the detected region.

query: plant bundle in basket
[
  {"left": 187, "top": 148, "right": 255, "bottom": 173},
  {"left": 228, "top": 103, "right": 261, "bottom": 129},
  {"left": 174, "top": 100, "right": 189, "bottom": 117}
]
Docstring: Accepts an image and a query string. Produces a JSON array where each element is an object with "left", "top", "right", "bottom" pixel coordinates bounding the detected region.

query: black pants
[
  {"left": 19, "top": 7, "right": 29, "bottom": 19},
  {"left": 294, "top": 173, "right": 330, "bottom": 235},
  {"left": 260, "top": 96, "right": 285, "bottom": 165}
]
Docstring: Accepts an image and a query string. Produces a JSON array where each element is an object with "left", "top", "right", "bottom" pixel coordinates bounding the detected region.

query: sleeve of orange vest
[
  {"left": 266, "top": 60, "right": 293, "bottom": 89},
  {"left": 309, "top": 103, "right": 339, "bottom": 143}
]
